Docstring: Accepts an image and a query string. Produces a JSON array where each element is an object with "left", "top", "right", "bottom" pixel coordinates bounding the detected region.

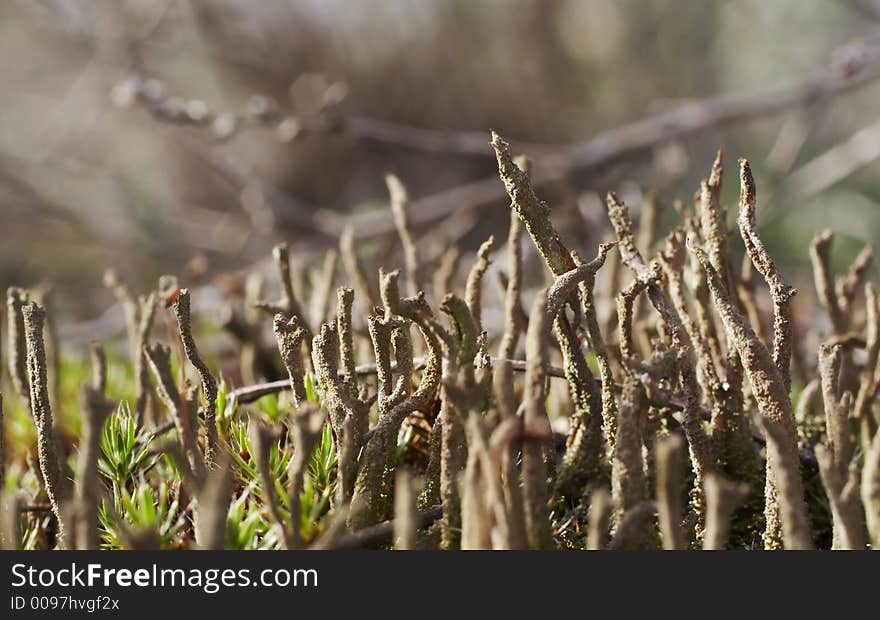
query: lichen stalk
[
  {"left": 521, "top": 289, "right": 555, "bottom": 549},
  {"left": 465, "top": 236, "right": 495, "bottom": 335},
  {"left": 586, "top": 488, "right": 612, "bottom": 550},
  {"left": 74, "top": 384, "right": 114, "bottom": 550},
  {"left": 862, "top": 426, "right": 880, "bottom": 547},
  {"left": 144, "top": 342, "right": 205, "bottom": 482},
  {"left": 492, "top": 131, "right": 608, "bottom": 500},
  {"left": 692, "top": 246, "right": 809, "bottom": 549},
  {"left": 171, "top": 289, "right": 219, "bottom": 468},
  {"left": 702, "top": 472, "right": 749, "bottom": 550},
  {"left": 6, "top": 288, "right": 30, "bottom": 406},
  {"left": 386, "top": 173, "right": 420, "bottom": 297},
  {"left": 273, "top": 313, "right": 309, "bottom": 406},
  {"left": 23, "top": 301, "right": 69, "bottom": 541},
  {"left": 738, "top": 160, "right": 797, "bottom": 394},
  {"left": 393, "top": 468, "right": 418, "bottom": 550},
  {"left": 656, "top": 434, "right": 686, "bottom": 550}
]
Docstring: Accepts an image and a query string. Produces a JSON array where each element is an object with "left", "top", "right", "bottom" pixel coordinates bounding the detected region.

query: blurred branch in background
[
  {"left": 56, "top": 34, "right": 880, "bottom": 346},
  {"left": 780, "top": 119, "right": 880, "bottom": 200},
  {"left": 355, "top": 36, "right": 880, "bottom": 239},
  {"left": 116, "top": 35, "right": 880, "bottom": 241}
]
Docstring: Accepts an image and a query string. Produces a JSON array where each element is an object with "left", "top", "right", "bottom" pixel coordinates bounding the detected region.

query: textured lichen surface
[{"left": 2, "top": 135, "right": 880, "bottom": 551}]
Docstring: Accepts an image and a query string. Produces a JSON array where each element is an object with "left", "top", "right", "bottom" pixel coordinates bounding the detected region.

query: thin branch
[
  {"left": 345, "top": 40, "right": 880, "bottom": 239},
  {"left": 225, "top": 356, "right": 570, "bottom": 409},
  {"left": 60, "top": 41, "right": 880, "bottom": 346},
  {"left": 330, "top": 504, "right": 442, "bottom": 550}
]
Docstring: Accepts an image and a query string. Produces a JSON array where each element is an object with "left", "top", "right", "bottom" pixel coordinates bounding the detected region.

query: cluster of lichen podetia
[{"left": 1, "top": 131, "right": 880, "bottom": 550}]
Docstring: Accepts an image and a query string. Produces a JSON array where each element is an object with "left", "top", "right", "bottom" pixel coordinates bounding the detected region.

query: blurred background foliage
[{"left": 3, "top": 0, "right": 880, "bottom": 339}]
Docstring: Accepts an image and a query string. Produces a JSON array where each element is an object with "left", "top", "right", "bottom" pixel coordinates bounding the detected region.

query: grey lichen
[
  {"left": 386, "top": 173, "right": 420, "bottom": 297},
  {"left": 863, "top": 426, "right": 880, "bottom": 547},
  {"left": 586, "top": 488, "right": 613, "bottom": 550},
  {"left": 393, "top": 468, "right": 419, "bottom": 550},
  {"left": 340, "top": 225, "right": 377, "bottom": 312},
  {"left": 607, "top": 193, "right": 713, "bottom": 517},
  {"left": 738, "top": 160, "right": 797, "bottom": 395},
  {"left": 144, "top": 342, "right": 205, "bottom": 482},
  {"left": 22, "top": 301, "right": 69, "bottom": 540},
  {"left": 348, "top": 270, "right": 442, "bottom": 531},
  {"left": 521, "top": 289, "right": 555, "bottom": 549},
  {"left": 702, "top": 472, "right": 749, "bottom": 550},
  {"left": 259, "top": 243, "right": 311, "bottom": 339},
  {"left": 611, "top": 375, "right": 647, "bottom": 521},
  {"left": 655, "top": 433, "right": 686, "bottom": 550},
  {"left": 6, "top": 288, "right": 30, "bottom": 406},
  {"left": 286, "top": 404, "right": 326, "bottom": 548},
  {"left": 273, "top": 313, "right": 310, "bottom": 406},
  {"left": 493, "top": 132, "right": 608, "bottom": 498},
  {"left": 465, "top": 236, "right": 495, "bottom": 335},
  {"left": 692, "top": 245, "right": 809, "bottom": 549},
  {"left": 103, "top": 272, "right": 156, "bottom": 423},
  {"left": 170, "top": 288, "right": 219, "bottom": 468},
  {"left": 308, "top": 249, "right": 338, "bottom": 330},
  {"left": 74, "top": 383, "right": 114, "bottom": 550}
]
